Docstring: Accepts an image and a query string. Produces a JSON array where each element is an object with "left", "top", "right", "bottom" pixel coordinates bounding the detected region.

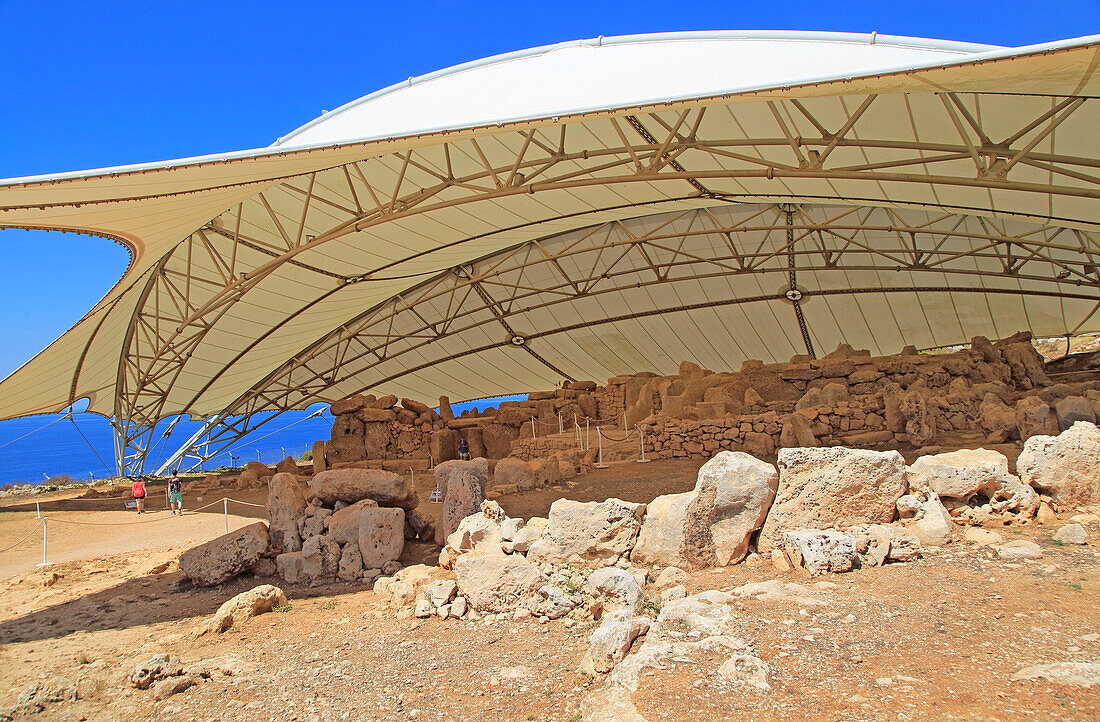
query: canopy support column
[
  {"left": 111, "top": 417, "right": 126, "bottom": 477},
  {"left": 154, "top": 414, "right": 223, "bottom": 476}
]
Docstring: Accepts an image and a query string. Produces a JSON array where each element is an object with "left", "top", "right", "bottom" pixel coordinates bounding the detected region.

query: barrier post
[
  {"left": 530, "top": 417, "right": 536, "bottom": 440},
  {"left": 429, "top": 454, "right": 435, "bottom": 471},
  {"left": 223, "top": 497, "right": 229, "bottom": 534},
  {"left": 636, "top": 425, "right": 651, "bottom": 463},
  {"left": 595, "top": 427, "right": 608, "bottom": 468},
  {"left": 35, "top": 501, "right": 41, "bottom": 519},
  {"left": 37, "top": 518, "right": 50, "bottom": 567},
  {"left": 623, "top": 412, "right": 627, "bottom": 433},
  {"left": 586, "top": 419, "right": 590, "bottom": 451},
  {"left": 558, "top": 413, "right": 563, "bottom": 434}
]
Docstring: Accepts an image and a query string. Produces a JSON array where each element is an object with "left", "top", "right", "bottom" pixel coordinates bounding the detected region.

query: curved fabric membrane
[{"left": 0, "top": 32, "right": 1097, "bottom": 473}]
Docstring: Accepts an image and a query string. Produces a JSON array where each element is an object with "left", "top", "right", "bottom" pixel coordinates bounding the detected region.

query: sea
[{"left": 0, "top": 395, "right": 526, "bottom": 485}]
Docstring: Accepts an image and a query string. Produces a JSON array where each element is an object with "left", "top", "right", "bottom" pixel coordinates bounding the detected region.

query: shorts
[
  {"left": 169, "top": 490, "right": 182, "bottom": 504},
  {"left": 133, "top": 493, "right": 146, "bottom": 500}
]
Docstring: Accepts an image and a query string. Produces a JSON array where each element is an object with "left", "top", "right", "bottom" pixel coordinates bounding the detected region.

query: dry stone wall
[{"left": 318, "top": 331, "right": 1100, "bottom": 470}]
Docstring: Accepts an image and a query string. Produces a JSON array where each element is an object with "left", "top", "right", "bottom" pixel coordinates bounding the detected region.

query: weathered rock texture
[
  {"left": 758, "top": 447, "right": 907, "bottom": 552},
  {"left": 631, "top": 451, "right": 777, "bottom": 569},
  {"left": 1017, "top": 421, "right": 1100, "bottom": 508},
  {"left": 527, "top": 498, "right": 646, "bottom": 566},
  {"left": 179, "top": 522, "right": 269, "bottom": 587}
]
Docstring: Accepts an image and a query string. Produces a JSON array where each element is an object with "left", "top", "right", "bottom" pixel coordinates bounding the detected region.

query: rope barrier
[
  {"left": 224, "top": 498, "right": 266, "bottom": 509},
  {"left": 44, "top": 495, "right": 258, "bottom": 526},
  {"left": 0, "top": 520, "right": 45, "bottom": 554}
]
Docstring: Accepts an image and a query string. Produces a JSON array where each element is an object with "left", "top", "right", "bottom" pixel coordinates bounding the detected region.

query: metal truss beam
[{"left": 108, "top": 91, "right": 1099, "bottom": 473}]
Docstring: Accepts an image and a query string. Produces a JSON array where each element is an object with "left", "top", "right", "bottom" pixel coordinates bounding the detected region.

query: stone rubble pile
[{"left": 365, "top": 421, "right": 1099, "bottom": 630}]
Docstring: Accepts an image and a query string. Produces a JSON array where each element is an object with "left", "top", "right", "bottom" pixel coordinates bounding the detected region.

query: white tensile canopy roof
[{"left": 1, "top": 30, "right": 1098, "bottom": 473}]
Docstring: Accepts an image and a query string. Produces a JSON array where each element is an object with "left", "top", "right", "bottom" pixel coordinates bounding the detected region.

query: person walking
[
  {"left": 168, "top": 473, "right": 183, "bottom": 515},
  {"left": 131, "top": 477, "right": 147, "bottom": 514},
  {"left": 458, "top": 437, "right": 470, "bottom": 460}
]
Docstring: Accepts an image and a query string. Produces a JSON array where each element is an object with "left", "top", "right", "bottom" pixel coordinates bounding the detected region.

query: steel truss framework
[{"left": 60, "top": 89, "right": 1097, "bottom": 473}]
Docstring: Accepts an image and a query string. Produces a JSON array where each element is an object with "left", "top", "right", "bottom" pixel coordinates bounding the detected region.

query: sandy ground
[{"left": 0, "top": 461, "right": 1097, "bottom": 720}]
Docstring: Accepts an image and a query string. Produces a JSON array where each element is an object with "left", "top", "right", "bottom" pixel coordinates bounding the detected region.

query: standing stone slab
[
  {"left": 691, "top": 451, "right": 778, "bottom": 566},
  {"left": 433, "top": 458, "right": 490, "bottom": 496},
  {"left": 629, "top": 492, "right": 696, "bottom": 568},
  {"left": 759, "top": 447, "right": 907, "bottom": 553},
  {"left": 266, "top": 473, "right": 307, "bottom": 554},
  {"left": 358, "top": 506, "right": 406, "bottom": 569},
  {"left": 179, "top": 522, "right": 269, "bottom": 587},
  {"left": 311, "top": 440, "right": 327, "bottom": 473},
  {"left": 436, "top": 468, "right": 485, "bottom": 545}
]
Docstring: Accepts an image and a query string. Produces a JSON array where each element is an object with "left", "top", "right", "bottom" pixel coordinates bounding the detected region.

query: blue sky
[{"left": 0, "top": 0, "right": 1097, "bottom": 380}]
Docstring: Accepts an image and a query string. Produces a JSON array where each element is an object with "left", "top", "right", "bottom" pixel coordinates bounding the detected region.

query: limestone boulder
[
  {"left": 301, "top": 534, "right": 340, "bottom": 581},
  {"left": 511, "top": 517, "right": 548, "bottom": 553},
  {"left": 436, "top": 468, "right": 485, "bottom": 545},
  {"left": 1055, "top": 397, "right": 1096, "bottom": 431},
  {"left": 337, "top": 543, "right": 364, "bottom": 581},
  {"left": 434, "top": 458, "right": 489, "bottom": 496},
  {"left": 179, "top": 522, "right": 269, "bottom": 587},
  {"left": 430, "top": 428, "right": 458, "bottom": 463},
  {"left": 900, "top": 391, "right": 935, "bottom": 446},
  {"left": 274, "top": 456, "right": 299, "bottom": 476},
  {"left": 527, "top": 498, "right": 646, "bottom": 566},
  {"left": 588, "top": 568, "right": 645, "bottom": 617},
  {"left": 758, "top": 447, "right": 907, "bottom": 553},
  {"left": 979, "top": 394, "right": 1017, "bottom": 440},
  {"left": 358, "top": 506, "right": 406, "bottom": 569},
  {"left": 629, "top": 492, "right": 696, "bottom": 569},
  {"left": 1016, "top": 396, "right": 1052, "bottom": 440},
  {"left": 444, "top": 508, "right": 504, "bottom": 559},
  {"left": 266, "top": 473, "right": 308, "bottom": 554},
  {"left": 1017, "top": 421, "right": 1100, "bottom": 508},
  {"left": 905, "top": 493, "right": 954, "bottom": 546},
  {"left": 633, "top": 451, "right": 777, "bottom": 569},
  {"left": 779, "top": 414, "right": 818, "bottom": 448},
  {"left": 275, "top": 552, "right": 304, "bottom": 583},
  {"left": 191, "top": 584, "right": 286, "bottom": 636},
  {"left": 454, "top": 554, "right": 548, "bottom": 613},
  {"left": 694, "top": 452, "right": 778, "bottom": 565},
  {"left": 1053, "top": 523, "right": 1087, "bottom": 545},
  {"left": 494, "top": 457, "right": 535, "bottom": 490},
  {"left": 907, "top": 448, "right": 1011, "bottom": 501},
  {"left": 579, "top": 611, "right": 651, "bottom": 675},
  {"left": 482, "top": 423, "right": 518, "bottom": 459},
  {"left": 326, "top": 499, "right": 378, "bottom": 544},
  {"left": 782, "top": 530, "right": 858, "bottom": 575},
  {"left": 308, "top": 468, "right": 413, "bottom": 507},
  {"left": 312, "top": 440, "right": 327, "bottom": 473},
  {"left": 865, "top": 524, "right": 921, "bottom": 565}
]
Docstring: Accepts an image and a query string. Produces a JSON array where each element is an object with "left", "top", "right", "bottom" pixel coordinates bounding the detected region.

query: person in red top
[{"left": 131, "top": 477, "right": 147, "bottom": 514}]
